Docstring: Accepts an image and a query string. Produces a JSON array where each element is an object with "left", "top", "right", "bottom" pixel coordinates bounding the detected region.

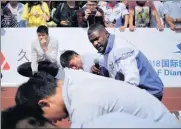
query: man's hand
[
  {"left": 40, "top": 39, "right": 48, "bottom": 52},
  {"left": 170, "top": 24, "right": 176, "bottom": 31},
  {"left": 157, "top": 24, "right": 164, "bottom": 31},
  {"left": 129, "top": 25, "right": 136, "bottom": 31},
  {"left": 84, "top": 9, "right": 91, "bottom": 19},
  {"left": 119, "top": 26, "right": 127, "bottom": 32},
  {"left": 167, "top": 17, "right": 176, "bottom": 23},
  {"left": 91, "top": 65, "right": 101, "bottom": 75},
  {"left": 40, "top": 39, "right": 47, "bottom": 46},
  {"left": 60, "top": 20, "right": 69, "bottom": 25}
]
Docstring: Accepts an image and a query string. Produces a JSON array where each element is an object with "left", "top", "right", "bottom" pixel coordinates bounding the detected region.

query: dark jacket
[
  {"left": 53, "top": 3, "right": 79, "bottom": 27},
  {"left": 77, "top": 7, "right": 105, "bottom": 28}
]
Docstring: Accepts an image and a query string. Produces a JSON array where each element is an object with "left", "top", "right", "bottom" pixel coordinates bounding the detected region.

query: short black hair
[
  {"left": 87, "top": 23, "right": 106, "bottom": 35},
  {"left": 37, "top": 25, "right": 49, "bottom": 34},
  {"left": 60, "top": 50, "right": 79, "bottom": 68},
  {"left": 1, "top": 105, "right": 57, "bottom": 129},
  {"left": 15, "top": 71, "right": 57, "bottom": 109}
]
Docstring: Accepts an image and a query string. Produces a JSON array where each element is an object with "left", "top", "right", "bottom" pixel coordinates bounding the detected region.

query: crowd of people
[
  {"left": 1, "top": 23, "right": 181, "bottom": 128},
  {"left": 1, "top": 1, "right": 181, "bottom": 31}
]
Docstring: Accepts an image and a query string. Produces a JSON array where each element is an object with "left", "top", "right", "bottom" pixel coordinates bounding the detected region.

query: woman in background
[{"left": 21, "top": 1, "right": 50, "bottom": 27}]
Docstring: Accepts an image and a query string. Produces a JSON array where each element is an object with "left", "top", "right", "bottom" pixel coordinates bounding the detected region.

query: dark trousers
[{"left": 17, "top": 61, "right": 59, "bottom": 77}]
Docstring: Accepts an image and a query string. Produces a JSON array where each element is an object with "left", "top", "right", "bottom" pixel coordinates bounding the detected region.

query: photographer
[{"left": 77, "top": 1, "right": 105, "bottom": 27}]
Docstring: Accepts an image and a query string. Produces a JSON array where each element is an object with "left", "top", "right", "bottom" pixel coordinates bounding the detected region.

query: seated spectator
[
  {"left": 101, "top": 1, "right": 129, "bottom": 31},
  {"left": 150, "top": 1, "right": 165, "bottom": 28},
  {"left": 17, "top": 25, "right": 59, "bottom": 77},
  {"left": 6, "top": 1, "right": 24, "bottom": 27},
  {"left": 21, "top": 1, "right": 50, "bottom": 27},
  {"left": 164, "top": 1, "right": 181, "bottom": 30},
  {"left": 54, "top": 1, "right": 79, "bottom": 27},
  {"left": 1, "top": 2, "right": 19, "bottom": 28},
  {"left": 128, "top": 1, "right": 164, "bottom": 31},
  {"left": 1, "top": 105, "right": 58, "bottom": 129},
  {"left": 77, "top": 1, "right": 105, "bottom": 27}
]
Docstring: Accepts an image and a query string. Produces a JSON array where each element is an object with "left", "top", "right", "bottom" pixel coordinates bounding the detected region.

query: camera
[{"left": 89, "top": 11, "right": 97, "bottom": 16}]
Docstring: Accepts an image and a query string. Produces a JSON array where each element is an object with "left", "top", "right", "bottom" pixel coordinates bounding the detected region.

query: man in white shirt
[
  {"left": 15, "top": 70, "right": 181, "bottom": 128},
  {"left": 17, "top": 25, "right": 59, "bottom": 77}
]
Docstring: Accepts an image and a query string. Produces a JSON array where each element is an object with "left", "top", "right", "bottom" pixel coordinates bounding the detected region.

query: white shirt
[
  {"left": 58, "top": 68, "right": 180, "bottom": 128},
  {"left": 31, "top": 36, "right": 59, "bottom": 72},
  {"left": 101, "top": 2, "right": 129, "bottom": 27},
  {"left": 164, "top": 1, "right": 181, "bottom": 27}
]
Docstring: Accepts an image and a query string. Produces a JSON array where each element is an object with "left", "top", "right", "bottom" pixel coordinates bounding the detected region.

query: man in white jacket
[{"left": 87, "top": 23, "right": 164, "bottom": 101}]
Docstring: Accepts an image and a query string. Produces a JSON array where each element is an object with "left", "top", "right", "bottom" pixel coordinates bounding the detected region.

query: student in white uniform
[{"left": 15, "top": 71, "right": 181, "bottom": 128}]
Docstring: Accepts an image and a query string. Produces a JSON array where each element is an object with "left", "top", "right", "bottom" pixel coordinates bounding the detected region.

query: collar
[
  {"left": 7, "top": 3, "right": 23, "bottom": 11},
  {"left": 17, "top": 3, "right": 24, "bottom": 11},
  {"left": 103, "top": 33, "right": 115, "bottom": 55}
]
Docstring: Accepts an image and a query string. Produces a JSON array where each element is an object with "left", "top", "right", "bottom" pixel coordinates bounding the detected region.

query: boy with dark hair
[
  {"left": 17, "top": 25, "right": 59, "bottom": 77},
  {"left": 60, "top": 50, "right": 108, "bottom": 76},
  {"left": 60, "top": 50, "right": 81, "bottom": 69},
  {"left": 1, "top": 105, "right": 58, "bottom": 129}
]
